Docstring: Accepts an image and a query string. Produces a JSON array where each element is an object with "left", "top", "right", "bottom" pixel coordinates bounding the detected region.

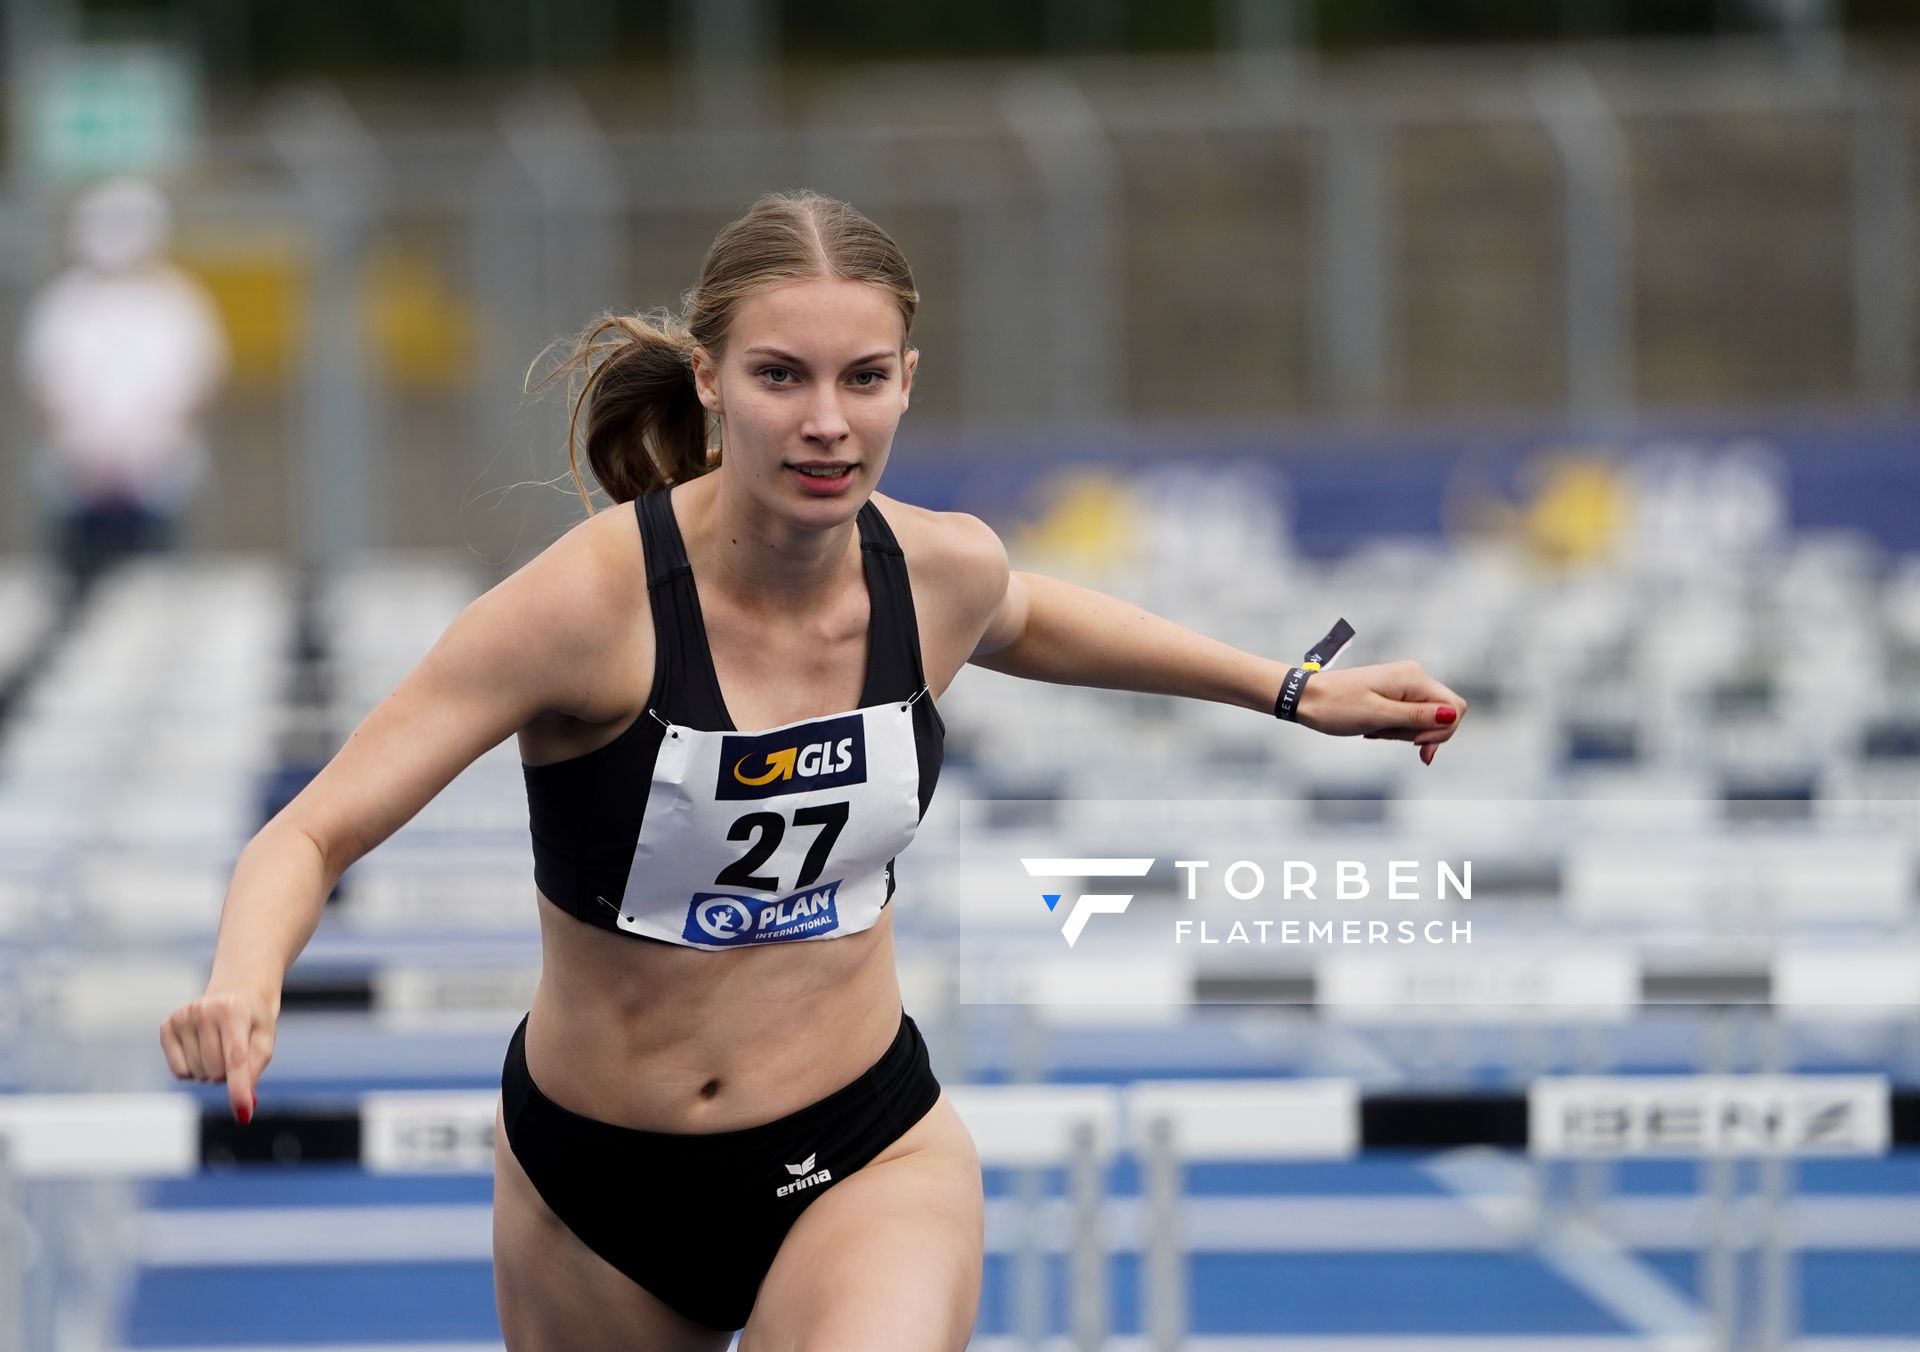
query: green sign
[{"left": 24, "top": 44, "right": 198, "bottom": 182}]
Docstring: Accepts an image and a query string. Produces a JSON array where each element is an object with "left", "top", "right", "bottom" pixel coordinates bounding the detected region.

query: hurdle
[{"left": 3, "top": 1075, "right": 1913, "bottom": 1351}]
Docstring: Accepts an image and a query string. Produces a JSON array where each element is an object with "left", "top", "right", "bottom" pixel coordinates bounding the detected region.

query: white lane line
[
  {"left": 106, "top": 1342, "right": 1734, "bottom": 1352},
  {"left": 143, "top": 1198, "right": 1513, "bottom": 1266},
  {"left": 138, "top": 1206, "right": 493, "bottom": 1265},
  {"left": 966, "top": 1339, "right": 1715, "bottom": 1351},
  {"left": 115, "top": 1346, "right": 505, "bottom": 1352},
  {"left": 1422, "top": 1147, "right": 1709, "bottom": 1349},
  {"left": 139, "top": 1194, "right": 1920, "bottom": 1266},
  {"left": 112, "top": 1341, "right": 1920, "bottom": 1352}
]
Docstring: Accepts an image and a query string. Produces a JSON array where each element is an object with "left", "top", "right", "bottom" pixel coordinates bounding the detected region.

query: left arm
[
  {"left": 954, "top": 523, "right": 1466, "bottom": 760},
  {"left": 972, "top": 569, "right": 1287, "bottom": 715}
]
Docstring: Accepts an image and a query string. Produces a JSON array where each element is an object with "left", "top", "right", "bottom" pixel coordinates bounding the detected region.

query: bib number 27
[{"left": 715, "top": 801, "right": 848, "bottom": 893}]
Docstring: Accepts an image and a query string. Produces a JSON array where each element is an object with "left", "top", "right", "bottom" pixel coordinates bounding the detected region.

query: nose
[{"left": 799, "top": 386, "right": 850, "bottom": 448}]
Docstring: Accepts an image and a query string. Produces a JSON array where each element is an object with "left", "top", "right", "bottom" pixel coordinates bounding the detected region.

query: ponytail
[{"left": 540, "top": 308, "right": 715, "bottom": 510}]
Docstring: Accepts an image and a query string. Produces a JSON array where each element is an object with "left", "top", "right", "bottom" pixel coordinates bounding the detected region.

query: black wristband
[
  {"left": 1273, "top": 618, "right": 1356, "bottom": 722},
  {"left": 1274, "top": 665, "right": 1312, "bottom": 721}
]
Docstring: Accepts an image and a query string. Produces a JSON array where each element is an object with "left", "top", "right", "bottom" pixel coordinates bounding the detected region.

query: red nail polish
[
  {"left": 237, "top": 1104, "right": 252, "bottom": 1126},
  {"left": 1435, "top": 706, "right": 1456, "bottom": 725}
]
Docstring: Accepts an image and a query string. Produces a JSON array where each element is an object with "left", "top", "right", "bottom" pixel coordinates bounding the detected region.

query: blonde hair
[{"left": 541, "top": 190, "right": 919, "bottom": 510}]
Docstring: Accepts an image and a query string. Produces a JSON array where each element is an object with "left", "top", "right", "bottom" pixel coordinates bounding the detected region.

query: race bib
[{"left": 616, "top": 699, "right": 923, "bottom": 949}]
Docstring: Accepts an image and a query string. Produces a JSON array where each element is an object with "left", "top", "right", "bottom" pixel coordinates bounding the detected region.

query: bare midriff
[{"left": 522, "top": 886, "right": 908, "bottom": 1134}]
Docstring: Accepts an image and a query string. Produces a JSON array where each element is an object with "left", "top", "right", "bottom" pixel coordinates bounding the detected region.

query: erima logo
[
  {"left": 683, "top": 881, "right": 843, "bottom": 946},
  {"left": 776, "top": 1152, "right": 832, "bottom": 1197},
  {"left": 1021, "top": 858, "right": 1155, "bottom": 947},
  {"left": 717, "top": 714, "right": 867, "bottom": 800}
]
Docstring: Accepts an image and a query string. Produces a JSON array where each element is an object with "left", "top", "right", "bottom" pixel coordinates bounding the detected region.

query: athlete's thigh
[
  {"left": 739, "top": 1092, "right": 984, "bottom": 1352},
  {"left": 492, "top": 1102, "right": 734, "bottom": 1352}
]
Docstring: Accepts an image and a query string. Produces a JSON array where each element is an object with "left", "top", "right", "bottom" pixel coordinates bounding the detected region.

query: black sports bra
[{"left": 522, "top": 486, "right": 945, "bottom": 947}]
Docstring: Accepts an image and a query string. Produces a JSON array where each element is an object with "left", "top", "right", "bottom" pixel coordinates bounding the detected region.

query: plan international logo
[
  {"left": 1020, "top": 857, "right": 1155, "bottom": 947},
  {"left": 683, "top": 881, "right": 842, "bottom": 946}
]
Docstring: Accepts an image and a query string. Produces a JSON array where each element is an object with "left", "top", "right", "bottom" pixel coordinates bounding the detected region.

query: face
[
  {"left": 690, "top": 277, "right": 916, "bottom": 523},
  {"left": 73, "top": 178, "right": 170, "bottom": 272}
]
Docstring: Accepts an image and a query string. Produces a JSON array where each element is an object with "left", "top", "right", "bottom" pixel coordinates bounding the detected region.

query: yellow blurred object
[
  {"left": 177, "top": 233, "right": 302, "bottom": 385},
  {"left": 175, "top": 234, "right": 477, "bottom": 388},
  {"left": 361, "top": 246, "right": 478, "bottom": 387},
  {"left": 1520, "top": 453, "right": 1630, "bottom": 566},
  {"left": 1013, "top": 469, "right": 1146, "bottom": 572}
]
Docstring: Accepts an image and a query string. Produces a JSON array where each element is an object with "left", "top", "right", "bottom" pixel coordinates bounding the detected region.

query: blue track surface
[
  {"left": 117, "top": 1009, "right": 1920, "bottom": 1347},
  {"left": 128, "top": 1264, "right": 502, "bottom": 1346},
  {"left": 128, "top": 1246, "right": 1920, "bottom": 1344},
  {"left": 1637, "top": 1252, "right": 1920, "bottom": 1335},
  {"left": 122, "top": 1151, "right": 1920, "bottom": 1345}
]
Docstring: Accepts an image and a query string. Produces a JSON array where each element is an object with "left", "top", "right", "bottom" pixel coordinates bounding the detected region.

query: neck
[{"left": 678, "top": 471, "right": 860, "bottom": 617}]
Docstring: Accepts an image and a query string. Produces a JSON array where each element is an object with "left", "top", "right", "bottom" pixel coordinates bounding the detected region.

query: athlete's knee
[{"left": 786, "top": 1312, "right": 970, "bottom": 1352}]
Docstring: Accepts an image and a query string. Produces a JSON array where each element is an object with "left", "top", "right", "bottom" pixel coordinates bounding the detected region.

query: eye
[
  {"left": 851, "top": 370, "right": 889, "bottom": 388},
  {"left": 757, "top": 365, "right": 795, "bottom": 386}
]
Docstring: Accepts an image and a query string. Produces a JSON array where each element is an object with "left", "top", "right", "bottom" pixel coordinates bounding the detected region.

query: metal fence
[{"left": 0, "top": 39, "right": 1912, "bottom": 561}]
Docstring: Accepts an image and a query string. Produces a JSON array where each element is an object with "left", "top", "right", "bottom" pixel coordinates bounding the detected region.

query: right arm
[{"left": 160, "top": 515, "right": 645, "bottom": 1120}]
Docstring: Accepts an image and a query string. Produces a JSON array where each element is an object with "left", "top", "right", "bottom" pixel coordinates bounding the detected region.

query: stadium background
[{"left": 1, "top": 2, "right": 1918, "bottom": 1350}]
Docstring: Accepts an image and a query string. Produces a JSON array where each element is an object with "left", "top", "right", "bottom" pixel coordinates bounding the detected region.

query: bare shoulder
[
  {"left": 868, "top": 492, "right": 1008, "bottom": 588},
  {"left": 277, "top": 501, "right": 650, "bottom": 871},
  {"left": 503, "top": 503, "right": 641, "bottom": 633},
  {"left": 484, "top": 500, "right": 651, "bottom": 724},
  {"left": 868, "top": 491, "right": 1009, "bottom": 627}
]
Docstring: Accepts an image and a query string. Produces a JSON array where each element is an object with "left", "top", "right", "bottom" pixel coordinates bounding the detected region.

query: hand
[
  {"left": 1294, "top": 660, "right": 1467, "bottom": 765},
  {"left": 159, "top": 987, "right": 278, "bottom": 1123}
]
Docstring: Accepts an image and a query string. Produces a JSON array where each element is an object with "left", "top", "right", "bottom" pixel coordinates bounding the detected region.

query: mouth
[{"left": 785, "top": 460, "right": 857, "bottom": 484}]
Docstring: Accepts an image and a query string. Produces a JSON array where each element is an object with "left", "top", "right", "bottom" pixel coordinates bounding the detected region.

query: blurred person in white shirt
[{"left": 20, "top": 175, "right": 229, "bottom": 601}]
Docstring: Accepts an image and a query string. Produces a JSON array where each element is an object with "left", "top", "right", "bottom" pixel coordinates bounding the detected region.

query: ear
[
  {"left": 690, "top": 344, "right": 723, "bottom": 415},
  {"left": 901, "top": 346, "right": 917, "bottom": 412}
]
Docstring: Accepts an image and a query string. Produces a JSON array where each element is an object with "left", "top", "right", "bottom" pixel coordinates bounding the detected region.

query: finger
[
  {"left": 1420, "top": 744, "right": 1436, "bottom": 766},
  {"left": 247, "top": 1023, "right": 275, "bottom": 1116},
  {"left": 1386, "top": 667, "right": 1467, "bottom": 709},
  {"left": 175, "top": 1014, "right": 207, "bottom": 1080},
  {"left": 159, "top": 1021, "right": 190, "bottom": 1079},
  {"left": 198, "top": 1011, "right": 231, "bottom": 1085},
  {"left": 1375, "top": 697, "right": 1460, "bottom": 732},
  {"left": 223, "top": 1006, "right": 255, "bottom": 1121}
]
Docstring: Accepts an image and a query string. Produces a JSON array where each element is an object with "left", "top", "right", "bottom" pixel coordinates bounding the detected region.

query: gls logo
[
  {"left": 717, "top": 714, "right": 867, "bottom": 800},
  {"left": 1021, "top": 858, "right": 1155, "bottom": 947},
  {"left": 734, "top": 740, "right": 853, "bottom": 785}
]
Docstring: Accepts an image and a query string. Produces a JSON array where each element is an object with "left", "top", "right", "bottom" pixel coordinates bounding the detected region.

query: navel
[{"left": 699, "top": 1078, "right": 721, "bottom": 1099}]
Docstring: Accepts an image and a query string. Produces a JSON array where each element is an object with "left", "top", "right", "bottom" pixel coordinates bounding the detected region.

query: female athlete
[{"left": 159, "top": 189, "right": 1466, "bottom": 1351}]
